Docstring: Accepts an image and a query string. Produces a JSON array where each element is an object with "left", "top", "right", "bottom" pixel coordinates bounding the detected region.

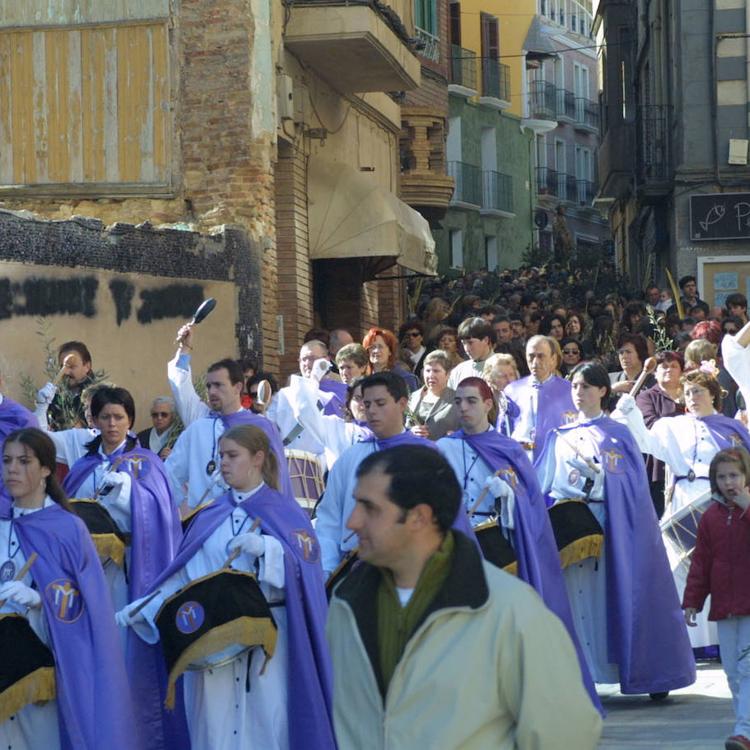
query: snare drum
[
  {"left": 156, "top": 569, "right": 278, "bottom": 708},
  {"left": 286, "top": 450, "right": 325, "bottom": 515},
  {"left": 474, "top": 520, "right": 518, "bottom": 575},
  {"left": 0, "top": 614, "right": 56, "bottom": 723},
  {"left": 660, "top": 490, "right": 712, "bottom": 578},
  {"left": 70, "top": 499, "right": 129, "bottom": 567},
  {"left": 548, "top": 499, "right": 604, "bottom": 569}
]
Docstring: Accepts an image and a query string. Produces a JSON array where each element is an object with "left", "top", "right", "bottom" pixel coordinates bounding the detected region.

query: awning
[
  {"left": 308, "top": 159, "right": 437, "bottom": 277},
  {"left": 524, "top": 16, "right": 559, "bottom": 61}
]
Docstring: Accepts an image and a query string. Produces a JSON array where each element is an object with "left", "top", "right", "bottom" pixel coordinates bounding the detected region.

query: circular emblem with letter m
[
  {"left": 289, "top": 529, "right": 320, "bottom": 564},
  {"left": 45, "top": 579, "right": 85, "bottom": 623},
  {"left": 175, "top": 601, "right": 205, "bottom": 634}
]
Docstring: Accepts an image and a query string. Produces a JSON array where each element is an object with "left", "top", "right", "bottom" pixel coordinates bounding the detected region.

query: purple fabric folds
[
  {"left": 151, "top": 486, "right": 336, "bottom": 750},
  {"left": 9, "top": 503, "right": 135, "bottom": 750},
  {"left": 445, "top": 428, "right": 601, "bottom": 712}
]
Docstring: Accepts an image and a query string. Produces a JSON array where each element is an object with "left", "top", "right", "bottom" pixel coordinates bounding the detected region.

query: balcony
[
  {"left": 479, "top": 60, "right": 511, "bottom": 110},
  {"left": 556, "top": 89, "right": 577, "bottom": 122},
  {"left": 481, "top": 170, "right": 514, "bottom": 216},
  {"left": 576, "top": 179, "right": 597, "bottom": 206},
  {"left": 415, "top": 27, "right": 439, "bottom": 62},
  {"left": 523, "top": 80, "right": 558, "bottom": 134},
  {"left": 285, "top": 0, "right": 420, "bottom": 93},
  {"left": 638, "top": 105, "right": 672, "bottom": 200},
  {"left": 399, "top": 107, "right": 455, "bottom": 221},
  {"left": 449, "top": 45, "right": 478, "bottom": 97},
  {"left": 448, "top": 161, "right": 481, "bottom": 207},
  {"left": 574, "top": 98, "right": 600, "bottom": 132},
  {"left": 535, "top": 168, "right": 578, "bottom": 202},
  {"left": 597, "top": 109, "right": 635, "bottom": 200}
]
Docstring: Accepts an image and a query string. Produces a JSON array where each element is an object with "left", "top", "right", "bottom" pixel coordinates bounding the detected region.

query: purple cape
[
  {"left": 504, "top": 375, "right": 576, "bottom": 461},
  {"left": 151, "top": 486, "right": 336, "bottom": 750},
  {"left": 444, "top": 428, "right": 601, "bottom": 713},
  {"left": 699, "top": 413, "right": 750, "bottom": 452},
  {"left": 319, "top": 379, "right": 348, "bottom": 417},
  {"left": 0, "top": 397, "right": 38, "bottom": 502},
  {"left": 547, "top": 416, "right": 696, "bottom": 694},
  {"left": 9, "top": 503, "right": 135, "bottom": 750},
  {"left": 218, "top": 410, "right": 293, "bottom": 498},
  {"left": 63, "top": 445, "right": 186, "bottom": 750}
]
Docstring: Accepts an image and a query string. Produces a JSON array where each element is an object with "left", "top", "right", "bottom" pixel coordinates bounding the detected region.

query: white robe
[
  {"left": 536, "top": 418, "right": 619, "bottom": 684},
  {"left": 612, "top": 407, "right": 719, "bottom": 648},
  {"left": 0, "top": 499, "right": 60, "bottom": 750},
  {"left": 132, "top": 485, "right": 288, "bottom": 750},
  {"left": 436, "top": 433, "right": 515, "bottom": 529}
]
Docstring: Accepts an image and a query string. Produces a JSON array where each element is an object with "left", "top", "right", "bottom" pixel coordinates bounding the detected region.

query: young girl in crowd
[{"left": 684, "top": 448, "right": 750, "bottom": 750}]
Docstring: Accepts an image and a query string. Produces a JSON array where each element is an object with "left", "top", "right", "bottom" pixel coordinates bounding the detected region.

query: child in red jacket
[{"left": 684, "top": 447, "right": 750, "bottom": 750}]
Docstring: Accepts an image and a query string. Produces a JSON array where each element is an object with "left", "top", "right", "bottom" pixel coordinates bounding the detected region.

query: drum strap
[{"left": 283, "top": 422, "right": 305, "bottom": 446}]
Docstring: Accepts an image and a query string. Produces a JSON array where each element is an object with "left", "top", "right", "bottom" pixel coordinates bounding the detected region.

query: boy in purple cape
[
  {"left": 0, "top": 428, "right": 135, "bottom": 750},
  {"left": 438, "top": 377, "right": 601, "bottom": 712},
  {"left": 62, "top": 387, "right": 184, "bottom": 750},
  {"left": 118, "top": 424, "right": 335, "bottom": 750}
]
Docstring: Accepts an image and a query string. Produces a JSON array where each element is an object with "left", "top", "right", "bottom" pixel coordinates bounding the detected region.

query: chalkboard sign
[{"left": 690, "top": 193, "right": 750, "bottom": 241}]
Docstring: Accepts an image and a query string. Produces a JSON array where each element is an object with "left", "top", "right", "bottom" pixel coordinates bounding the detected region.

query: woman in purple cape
[
  {"left": 118, "top": 424, "right": 335, "bottom": 750},
  {"left": 0, "top": 428, "right": 134, "bottom": 750}
]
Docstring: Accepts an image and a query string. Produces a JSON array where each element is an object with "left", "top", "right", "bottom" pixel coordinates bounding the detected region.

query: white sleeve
[
  {"left": 315, "top": 458, "right": 348, "bottom": 575},
  {"left": 289, "top": 375, "right": 343, "bottom": 448},
  {"left": 168, "top": 353, "right": 209, "bottom": 427},
  {"left": 164, "top": 431, "right": 190, "bottom": 507},
  {"left": 611, "top": 403, "right": 666, "bottom": 460},
  {"left": 130, "top": 566, "right": 191, "bottom": 644},
  {"left": 100, "top": 471, "right": 133, "bottom": 532},
  {"left": 258, "top": 535, "right": 285, "bottom": 590},
  {"left": 722, "top": 334, "right": 750, "bottom": 410}
]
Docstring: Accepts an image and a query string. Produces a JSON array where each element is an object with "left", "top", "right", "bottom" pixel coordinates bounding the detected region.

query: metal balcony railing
[
  {"left": 528, "top": 80, "right": 558, "bottom": 121},
  {"left": 416, "top": 27, "right": 439, "bottom": 62},
  {"left": 482, "top": 59, "right": 511, "bottom": 102},
  {"left": 449, "top": 45, "right": 478, "bottom": 91},
  {"left": 638, "top": 105, "right": 672, "bottom": 183},
  {"left": 575, "top": 97, "right": 600, "bottom": 130},
  {"left": 556, "top": 89, "right": 576, "bottom": 120},
  {"left": 536, "top": 168, "right": 582, "bottom": 202},
  {"left": 448, "top": 161, "right": 482, "bottom": 205},
  {"left": 576, "top": 179, "right": 596, "bottom": 205},
  {"left": 482, "top": 170, "right": 513, "bottom": 213}
]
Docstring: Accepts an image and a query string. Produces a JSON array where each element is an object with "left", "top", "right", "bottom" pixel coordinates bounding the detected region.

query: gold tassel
[
  {"left": 558, "top": 534, "right": 604, "bottom": 569},
  {"left": 164, "top": 617, "right": 278, "bottom": 709},
  {"left": 0, "top": 667, "right": 56, "bottom": 724}
]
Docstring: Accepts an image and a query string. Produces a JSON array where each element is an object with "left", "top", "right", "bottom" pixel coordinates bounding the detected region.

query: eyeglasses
[
  {"left": 562, "top": 349, "right": 580, "bottom": 355},
  {"left": 151, "top": 411, "right": 171, "bottom": 418},
  {"left": 404, "top": 331, "right": 421, "bottom": 338}
]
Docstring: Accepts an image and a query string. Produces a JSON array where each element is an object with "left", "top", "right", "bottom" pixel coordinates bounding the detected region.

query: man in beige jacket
[{"left": 326, "top": 444, "right": 602, "bottom": 750}]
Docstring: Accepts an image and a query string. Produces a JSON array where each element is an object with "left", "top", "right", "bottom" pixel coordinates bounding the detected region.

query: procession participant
[
  {"left": 137, "top": 397, "right": 180, "bottom": 460},
  {"left": 615, "top": 365, "right": 750, "bottom": 650},
  {"left": 316, "top": 372, "right": 435, "bottom": 576},
  {"left": 165, "top": 330, "right": 291, "bottom": 507},
  {"left": 285, "top": 374, "right": 371, "bottom": 471},
  {"left": 45, "top": 341, "right": 96, "bottom": 430},
  {"left": 34, "top": 382, "right": 112, "bottom": 467},
  {"left": 537, "top": 363, "right": 695, "bottom": 697},
  {"left": 446, "top": 317, "right": 495, "bottom": 389},
  {"left": 61, "top": 386, "right": 185, "bottom": 750},
  {"left": 0, "top": 369, "right": 37, "bottom": 500},
  {"left": 503, "top": 335, "right": 576, "bottom": 461},
  {"left": 683, "top": 448, "right": 750, "bottom": 750},
  {"left": 437, "top": 376, "right": 600, "bottom": 709},
  {"left": 117, "top": 425, "right": 335, "bottom": 750},
  {"left": 0, "top": 428, "right": 135, "bottom": 750},
  {"left": 405, "top": 350, "right": 459, "bottom": 441},
  {"left": 327, "top": 445, "right": 603, "bottom": 750},
  {"left": 482, "top": 353, "right": 520, "bottom": 434},
  {"left": 722, "top": 319, "right": 750, "bottom": 413}
]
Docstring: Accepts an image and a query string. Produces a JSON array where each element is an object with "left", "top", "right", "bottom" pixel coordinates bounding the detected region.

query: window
[
  {"left": 485, "top": 236, "right": 498, "bottom": 271},
  {"left": 450, "top": 2, "right": 461, "bottom": 46},
  {"left": 555, "top": 139, "right": 566, "bottom": 173},
  {"left": 449, "top": 229, "right": 464, "bottom": 268},
  {"left": 480, "top": 128, "right": 497, "bottom": 172},
  {"left": 446, "top": 117, "right": 461, "bottom": 162},
  {"left": 415, "top": 0, "right": 438, "bottom": 36},
  {"left": 481, "top": 12, "right": 499, "bottom": 62}
]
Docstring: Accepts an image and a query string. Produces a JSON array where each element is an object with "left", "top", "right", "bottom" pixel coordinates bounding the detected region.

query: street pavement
[{"left": 599, "top": 664, "right": 734, "bottom": 749}]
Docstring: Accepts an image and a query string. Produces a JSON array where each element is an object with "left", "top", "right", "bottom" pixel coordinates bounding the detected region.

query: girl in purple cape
[
  {"left": 117, "top": 424, "right": 335, "bottom": 750},
  {"left": 0, "top": 428, "right": 134, "bottom": 750}
]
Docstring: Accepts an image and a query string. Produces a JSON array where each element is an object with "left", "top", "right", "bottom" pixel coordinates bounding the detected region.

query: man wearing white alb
[
  {"left": 722, "top": 320, "right": 750, "bottom": 416},
  {"left": 165, "top": 325, "right": 290, "bottom": 508}
]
